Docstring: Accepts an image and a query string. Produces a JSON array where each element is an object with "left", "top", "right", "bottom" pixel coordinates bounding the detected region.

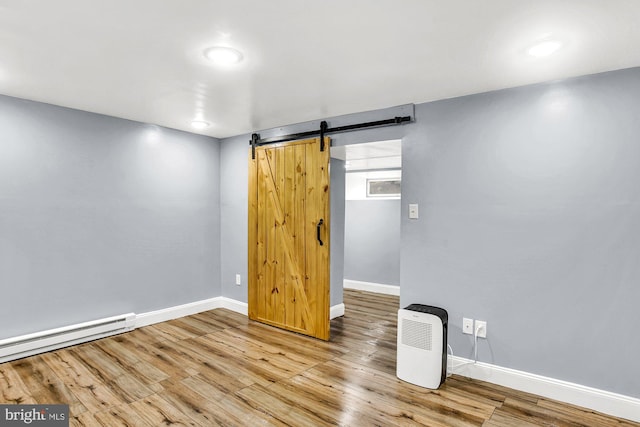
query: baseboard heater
[{"left": 0, "top": 313, "right": 136, "bottom": 363}]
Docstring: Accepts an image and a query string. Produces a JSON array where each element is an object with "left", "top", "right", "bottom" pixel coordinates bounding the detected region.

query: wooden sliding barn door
[{"left": 248, "top": 137, "right": 330, "bottom": 340}]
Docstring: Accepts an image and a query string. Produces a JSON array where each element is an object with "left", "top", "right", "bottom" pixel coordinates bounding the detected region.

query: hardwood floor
[{"left": 1, "top": 290, "right": 637, "bottom": 426}]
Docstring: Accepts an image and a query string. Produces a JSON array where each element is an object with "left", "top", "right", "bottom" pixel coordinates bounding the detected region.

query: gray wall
[
  {"left": 344, "top": 199, "right": 400, "bottom": 285},
  {"left": 401, "top": 67, "right": 640, "bottom": 398},
  {"left": 0, "top": 95, "right": 221, "bottom": 339},
  {"left": 219, "top": 134, "right": 248, "bottom": 302},
  {"left": 330, "top": 158, "right": 345, "bottom": 307}
]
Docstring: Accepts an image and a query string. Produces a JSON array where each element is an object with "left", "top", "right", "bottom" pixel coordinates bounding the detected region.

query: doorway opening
[{"left": 331, "top": 139, "right": 402, "bottom": 297}]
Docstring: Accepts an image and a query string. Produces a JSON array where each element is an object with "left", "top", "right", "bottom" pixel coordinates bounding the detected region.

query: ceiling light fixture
[
  {"left": 191, "top": 120, "right": 210, "bottom": 130},
  {"left": 527, "top": 40, "right": 562, "bottom": 57},
  {"left": 203, "top": 46, "right": 244, "bottom": 66}
]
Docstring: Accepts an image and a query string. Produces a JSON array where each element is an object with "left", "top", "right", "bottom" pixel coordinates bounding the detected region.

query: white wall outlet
[
  {"left": 408, "top": 204, "right": 419, "bottom": 219},
  {"left": 235, "top": 274, "right": 241, "bottom": 286},
  {"left": 463, "top": 318, "right": 473, "bottom": 335},
  {"left": 475, "top": 320, "right": 487, "bottom": 338}
]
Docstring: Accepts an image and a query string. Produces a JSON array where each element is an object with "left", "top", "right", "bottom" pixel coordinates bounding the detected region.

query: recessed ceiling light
[
  {"left": 527, "top": 40, "right": 562, "bottom": 57},
  {"left": 203, "top": 46, "right": 244, "bottom": 65},
  {"left": 191, "top": 120, "right": 210, "bottom": 130}
]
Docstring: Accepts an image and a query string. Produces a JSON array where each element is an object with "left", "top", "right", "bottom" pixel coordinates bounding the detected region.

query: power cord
[{"left": 447, "top": 322, "right": 482, "bottom": 377}]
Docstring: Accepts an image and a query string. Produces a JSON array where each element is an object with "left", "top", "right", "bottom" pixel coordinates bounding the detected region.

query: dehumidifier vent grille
[{"left": 402, "top": 319, "right": 432, "bottom": 351}]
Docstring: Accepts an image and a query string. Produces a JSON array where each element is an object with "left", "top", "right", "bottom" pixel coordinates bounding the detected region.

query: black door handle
[{"left": 316, "top": 218, "right": 324, "bottom": 246}]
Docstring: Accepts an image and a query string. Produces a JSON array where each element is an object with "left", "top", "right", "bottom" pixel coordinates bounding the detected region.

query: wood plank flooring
[{"left": 1, "top": 290, "right": 638, "bottom": 426}]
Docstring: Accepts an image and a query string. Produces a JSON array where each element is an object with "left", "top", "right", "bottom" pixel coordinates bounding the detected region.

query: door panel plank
[
  {"left": 266, "top": 151, "right": 278, "bottom": 324},
  {"left": 306, "top": 138, "right": 330, "bottom": 340},
  {"left": 256, "top": 150, "right": 267, "bottom": 322},
  {"left": 316, "top": 138, "right": 331, "bottom": 339},
  {"left": 283, "top": 145, "right": 296, "bottom": 328},
  {"left": 293, "top": 144, "right": 306, "bottom": 330},
  {"left": 304, "top": 141, "right": 318, "bottom": 334},
  {"left": 273, "top": 147, "right": 286, "bottom": 325}
]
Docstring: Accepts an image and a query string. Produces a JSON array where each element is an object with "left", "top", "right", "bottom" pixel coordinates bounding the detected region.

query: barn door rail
[{"left": 250, "top": 115, "right": 412, "bottom": 159}]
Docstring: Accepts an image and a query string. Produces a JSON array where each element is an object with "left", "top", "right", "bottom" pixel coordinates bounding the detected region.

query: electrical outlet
[
  {"left": 235, "top": 274, "right": 241, "bottom": 286},
  {"left": 463, "top": 318, "right": 473, "bottom": 335},
  {"left": 475, "top": 320, "right": 487, "bottom": 338},
  {"left": 409, "top": 204, "right": 419, "bottom": 219}
]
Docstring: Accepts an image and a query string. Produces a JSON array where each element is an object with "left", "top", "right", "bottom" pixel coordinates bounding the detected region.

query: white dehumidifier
[{"left": 397, "top": 304, "right": 448, "bottom": 389}]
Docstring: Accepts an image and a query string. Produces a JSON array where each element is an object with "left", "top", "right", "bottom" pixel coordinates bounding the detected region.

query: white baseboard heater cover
[
  {"left": 0, "top": 313, "right": 136, "bottom": 363},
  {"left": 397, "top": 304, "right": 448, "bottom": 389}
]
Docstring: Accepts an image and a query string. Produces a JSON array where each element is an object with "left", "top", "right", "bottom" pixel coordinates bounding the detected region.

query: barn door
[{"left": 248, "top": 137, "right": 330, "bottom": 340}]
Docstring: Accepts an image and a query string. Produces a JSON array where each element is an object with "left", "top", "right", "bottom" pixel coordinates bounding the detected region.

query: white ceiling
[
  {"left": 331, "top": 140, "right": 401, "bottom": 171},
  {"left": 1, "top": 0, "right": 639, "bottom": 139}
]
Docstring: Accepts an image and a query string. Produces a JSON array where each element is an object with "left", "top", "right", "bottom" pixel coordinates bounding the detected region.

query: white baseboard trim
[
  {"left": 448, "top": 356, "right": 640, "bottom": 423},
  {"left": 331, "top": 303, "right": 345, "bottom": 319},
  {"left": 219, "top": 297, "right": 248, "bottom": 316},
  {"left": 344, "top": 279, "right": 400, "bottom": 296},
  {"left": 136, "top": 297, "right": 223, "bottom": 328}
]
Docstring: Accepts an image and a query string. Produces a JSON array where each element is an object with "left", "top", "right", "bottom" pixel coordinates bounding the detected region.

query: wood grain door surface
[{"left": 248, "top": 137, "right": 330, "bottom": 340}]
